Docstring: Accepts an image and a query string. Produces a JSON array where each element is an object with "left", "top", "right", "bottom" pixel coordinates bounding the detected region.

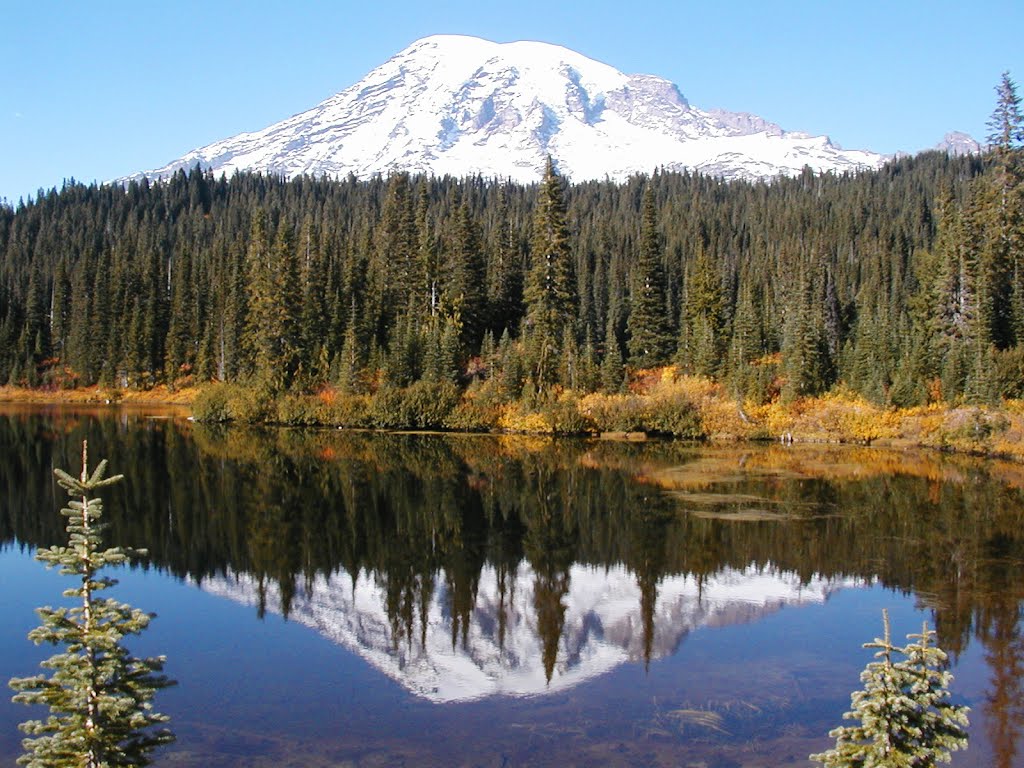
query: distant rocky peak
[{"left": 935, "top": 131, "right": 981, "bottom": 156}]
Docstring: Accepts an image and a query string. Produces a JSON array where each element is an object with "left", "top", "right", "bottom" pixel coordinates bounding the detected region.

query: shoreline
[
  {"left": 0, "top": 385, "right": 198, "bottom": 407},
  {"left": 4, "top": 377, "right": 1024, "bottom": 464}
]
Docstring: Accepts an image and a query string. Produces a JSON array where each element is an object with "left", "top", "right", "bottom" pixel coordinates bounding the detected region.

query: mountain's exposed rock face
[
  {"left": 200, "top": 564, "right": 858, "bottom": 702},
  {"left": 136, "top": 35, "right": 888, "bottom": 184}
]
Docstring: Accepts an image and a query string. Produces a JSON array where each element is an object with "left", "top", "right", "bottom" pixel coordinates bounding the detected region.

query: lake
[{"left": 1, "top": 405, "right": 1022, "bottom": 767}]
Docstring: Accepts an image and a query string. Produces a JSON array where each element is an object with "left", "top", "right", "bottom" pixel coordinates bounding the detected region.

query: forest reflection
[{"left": 1, "top": 408, "right": 1023, "bottom": 762}]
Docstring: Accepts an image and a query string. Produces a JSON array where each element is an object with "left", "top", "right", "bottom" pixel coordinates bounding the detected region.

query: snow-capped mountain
[
  {"left": 135, "top": 35, "right": 887, "bottom": 184},
  {"left": 199, "top": 564, "right": 861, "bottom": 703},
  {"left": 934, "top": 131, "right": 982, "bottom": 156}
]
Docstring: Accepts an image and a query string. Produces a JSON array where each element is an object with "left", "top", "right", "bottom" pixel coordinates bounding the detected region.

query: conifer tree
[
  {"left": 373, "top": 173, "right": 417, "bottom": 342},
  {"left": 380, "top": 172, "right": 417, "bottom": 301},
  {"left": 601, "top": 312, "right": 626, "bottom": 392},
  {"left": 486, "top": 184, "right": 524, "bottom": 338},
  {"left": 443, "top": 198, "right": 487, "bottom": 353},
  {"left": 164, "top": 248, "right": 194, "bottom": 384},
  {"left": 9, "top": 442, "right": 174, "bottom": 768},
  {"left": 576, "top": 328, "right": 601, "bottom": 392},
  {"left": 335, "top": 308, "right": 363, "bottom": 393},
  {"left": 218, "top": 241, "right": 248, "bottom": 381},
  {"left": 414, "top": 179, "right": 441, "bottom": 320},
  {"left": 782, "top": 266, "right": 832, "bottom": 400},
  {"left": 678, "top": 245, "right": 726, "bottom": 377},
  {"left": 811, "top": 610, "right": 969, "bottom": 767},
  {"left": 982, "top": 72, "right": 1024, "bottom": 347},
  {"left": 726, "top": 279, "right": 764, "bottom": 398},
  {"left": 65, "top": 260, "right": 95, "bottom": 384},
  {"left": 384, "top": 312, "right": 421, "bottom": 386},
  {"left": 987, "top": 71, "right": 1024, "bottom": 194},
  {"left": 275, "top": 223, "right": 304, "bottom": 387},
  {"left": 49, "top": 259, "right": 70, "bottom": 365},
  {"left": 524, "top": 158, "right": 576, "bottom": 388},
  {"left": 244, "top": 213, "right": 302, "bottom": 391},
  {"left": 297, "top": 215, "right": 330, "bottom": 384},
  {"left": 23, "top": 265, "right": 48, "bottom": 365},
  {"left": 627, "top": 184, "right": 673, "bottom": 367}
]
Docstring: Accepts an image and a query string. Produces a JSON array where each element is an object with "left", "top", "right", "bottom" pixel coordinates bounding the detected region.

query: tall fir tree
[
  {"left": 372, "top": 173, "right": 416, "bottom": 344},
  {"left": 726, "top": 278, "right": 765, "bottom": 398},
  {"left": 49, "top": 259, "right": 70, "bottom": 367},
  {"left": 627, "top": 184, "right": 673, "bottom": 367},
  {"left": 782, "top": 266, "right": 831, "bottom": 400},
  {"left": 486, "top": 185, "right": 524, "bottom": 338},
  {"left": 523, "top": 157, "right": 576, "bottom": 389},
  {"left": 297, "top": 215, "right": 330, "bottom": 385},
  {"left": 163, "top": 248, "right": 194, "bottom": 385},
  {"left": 982, "top": 72, "right": 1024, "bottom": 347},
  {"left": 678, "top": 245, "right": 726, "bottom": 377},
  {"left": 443, "top": 197, "right": 487, "bottom": 354},
  {"left": 601, "top": 310, "right": 627, "bottom": 393},
  {"left": 243, "top": 213, "right": 302, "bottom": 391},
  {"left": 414, "top": 179, "right": 441, "bottom": 320}
]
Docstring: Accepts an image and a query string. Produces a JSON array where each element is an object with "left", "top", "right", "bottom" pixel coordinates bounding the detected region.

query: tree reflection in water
[{"left": 1, "top": 407, "right": 1023, "bottom": 763}]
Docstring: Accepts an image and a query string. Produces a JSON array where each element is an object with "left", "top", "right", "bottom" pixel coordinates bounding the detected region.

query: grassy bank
[
  {"left": 0, "top": 384, "right": 199, "bottom": 406},
  {"left": 6, "top": 369, "right": 1024, "bottom": 461},
  {"left": 187, "top": 367, "right": 1024, "bottom": 462}
]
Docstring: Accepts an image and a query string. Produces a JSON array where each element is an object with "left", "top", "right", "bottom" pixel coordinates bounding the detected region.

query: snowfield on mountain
[{"left": 134, "top": 34, "right": 888, "bottom": 184}]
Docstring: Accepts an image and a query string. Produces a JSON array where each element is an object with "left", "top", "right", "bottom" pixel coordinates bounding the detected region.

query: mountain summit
[{"left": 138, "top": 34, "right": 886, "bottom": 184}]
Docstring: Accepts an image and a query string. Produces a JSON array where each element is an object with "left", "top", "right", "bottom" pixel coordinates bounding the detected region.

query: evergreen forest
[{"left": 1, "top": 76, "right": 1021, "bottom": 419}]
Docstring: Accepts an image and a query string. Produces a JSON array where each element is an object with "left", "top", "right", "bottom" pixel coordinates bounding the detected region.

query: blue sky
[{"left": 2, "top": 0, "right": 1022, "bottom": 204}]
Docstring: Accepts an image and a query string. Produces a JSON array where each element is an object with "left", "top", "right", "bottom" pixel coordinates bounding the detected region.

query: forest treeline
[{"left": 0, "top": 77, "right": 1021, "bottom": 415}]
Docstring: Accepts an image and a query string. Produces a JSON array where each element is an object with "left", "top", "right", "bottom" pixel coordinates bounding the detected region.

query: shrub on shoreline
[{"left": 183, "top": 372, "right": 1024, "bottom": 462}]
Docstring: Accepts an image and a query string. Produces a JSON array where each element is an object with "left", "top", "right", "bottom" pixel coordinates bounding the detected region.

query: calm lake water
[{"left": 1, "top": 405, "right": 1023, "bottom": 767}]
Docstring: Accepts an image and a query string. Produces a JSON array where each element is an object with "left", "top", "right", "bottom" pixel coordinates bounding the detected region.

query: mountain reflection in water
[
  {"left": 201, "top": 564, "right": 858, "bottom": 702},
  {"left": 2, "top": 407, "right": 1024, "bottom": 766}
]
